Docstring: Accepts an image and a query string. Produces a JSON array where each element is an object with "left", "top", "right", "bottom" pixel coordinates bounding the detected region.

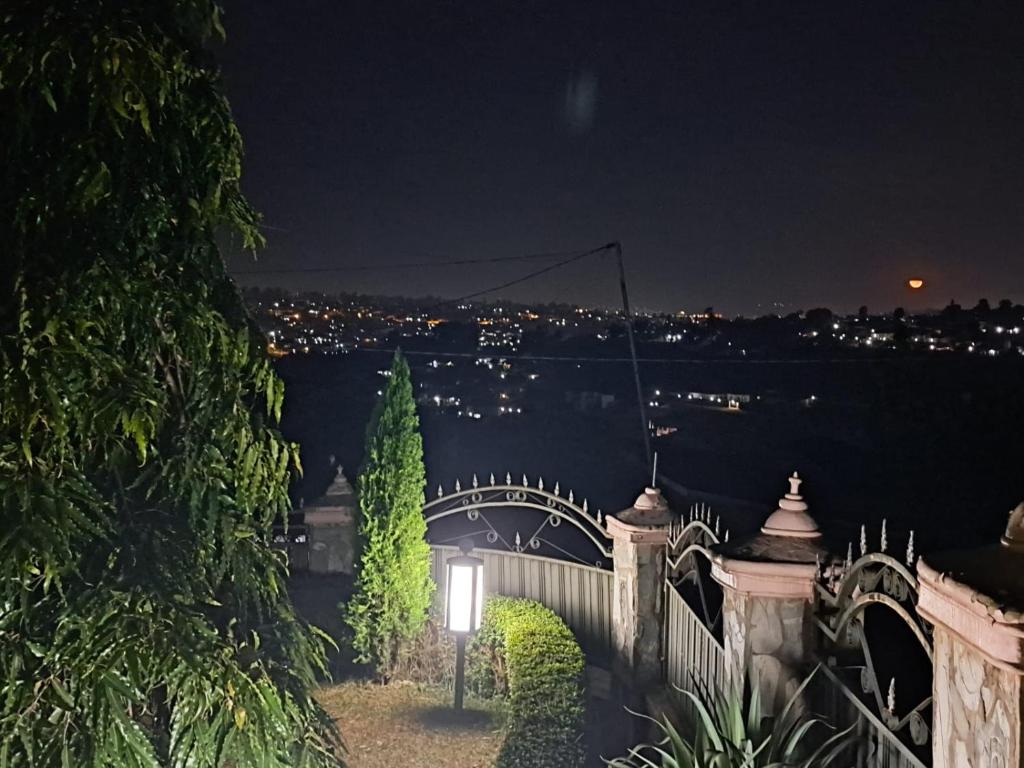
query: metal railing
[
  {"left": 664, "top": 582, "right": 725, "bottom": 718},
  {"left": 809, "top": 663, "right": 928, "bottom": 768},
  {"left": 429, "top": 544, "right": 614, "bottom": 656}
]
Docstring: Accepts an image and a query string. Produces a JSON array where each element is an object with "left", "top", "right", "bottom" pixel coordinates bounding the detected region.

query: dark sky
[{"left": 219, "top": 0, "right": 1024, "bottom": 315}]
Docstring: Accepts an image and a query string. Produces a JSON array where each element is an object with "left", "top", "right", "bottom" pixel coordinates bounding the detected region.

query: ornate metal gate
[
  {"left": 423, "top": 473, "right": 613, "bottom": 568},
  {"left": 812, "top": 522, "right": 932, "bottom": 767},
  {"left": 664, "top": 504, "right": 727, "bottom": 713}
]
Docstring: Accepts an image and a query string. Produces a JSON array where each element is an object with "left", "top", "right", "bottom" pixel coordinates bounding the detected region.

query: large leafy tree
[
  {"left": 347, "top": 351, "right": 433, "bottom": 677},
  {"left": 0, "top": 2, "right": 342, "bottom": 766}
]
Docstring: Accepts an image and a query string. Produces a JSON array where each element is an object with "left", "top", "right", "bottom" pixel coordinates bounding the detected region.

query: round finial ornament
[
  {"left": 634, "top": 486, "right": 668, "bottom": 513},
  {"left": 761, "top": 471, "right": 822, "bottom": 539}
]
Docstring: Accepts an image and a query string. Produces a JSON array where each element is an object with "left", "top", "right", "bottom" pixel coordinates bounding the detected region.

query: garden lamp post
[{"left": 444, "top": 543, "right": 484, "bottom": 711}]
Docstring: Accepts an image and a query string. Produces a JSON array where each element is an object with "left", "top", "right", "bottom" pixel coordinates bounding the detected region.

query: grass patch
[{"left": 319, "top": 681, "right": 506, "bottom": 768}]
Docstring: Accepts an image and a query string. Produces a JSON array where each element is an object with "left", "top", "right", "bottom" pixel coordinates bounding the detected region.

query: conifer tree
[
  {"left": 347, "top": 351, "right": 433, "bottom": 677},
  {"left": 0, "top": 3, "right": 342, "bottom": 765}
]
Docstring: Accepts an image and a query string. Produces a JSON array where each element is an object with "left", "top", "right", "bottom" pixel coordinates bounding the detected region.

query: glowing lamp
[
  {"left": 444, "top": 553, "right": 484, "bottom": 635},
  {"left": 908, "top": 279, "right": 924, "bottom": 290},
  {"left": 444, "top": 544, "right": 484, "bottom": 711}
]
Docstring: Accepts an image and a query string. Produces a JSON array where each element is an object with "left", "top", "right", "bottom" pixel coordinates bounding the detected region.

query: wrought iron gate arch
[
  {"left": 422, "top": 473, "right": 613, "bottom": 567},
  {"left": 831, "top": 553, "right": 920, "bottom": 613},
  {"left": 815, "top": 525, "right": 934, "bottom": 758},
  {"left": 666, "top": 509, "right": 726, "bottom": 637}
]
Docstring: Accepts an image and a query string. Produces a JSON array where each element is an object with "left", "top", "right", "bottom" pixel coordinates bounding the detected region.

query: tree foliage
[
  {"left": 346, "top": 351, "right": 433, "bottom": 676},
  {"left": 0, "top": 2, "right": 342, "bottom": 765}
]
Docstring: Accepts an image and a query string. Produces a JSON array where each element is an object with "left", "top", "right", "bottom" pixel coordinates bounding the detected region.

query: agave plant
[{"left": 608, "top": 666, "right": 854, "bottom": 768}]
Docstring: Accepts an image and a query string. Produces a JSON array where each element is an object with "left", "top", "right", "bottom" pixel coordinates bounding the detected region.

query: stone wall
[
  {"left": 932, "top": 627, "right": 1023, "bottom": 768},
  {"left": 721, "top": 589, "right": 814, "bottom": 714}
]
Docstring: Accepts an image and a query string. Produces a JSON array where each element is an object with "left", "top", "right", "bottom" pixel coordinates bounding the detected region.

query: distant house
[
  {"left": 565, "top": 390, "right": 617, "bottom": 411},
  {"left": 684, "top": 391, "right": 751, "bottom": 405}
]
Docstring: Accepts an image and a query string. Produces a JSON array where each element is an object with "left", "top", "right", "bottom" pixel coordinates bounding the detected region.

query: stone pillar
[
  {"left": 917, "top": 503, "right": 1024, "bottom": 768},
  {"left": 711, "top": 472, "right": 827, "bottom": 714},
  {"left": 606, "top": 487, "right": 672, "bottom": 688},
  {"left": 303, "top": 466, "right": 358, "bottom": 574}
]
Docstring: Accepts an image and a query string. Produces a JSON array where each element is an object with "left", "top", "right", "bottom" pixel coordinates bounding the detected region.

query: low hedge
[{"left": 470, "top": 596, "right": 586, "bottom": 768}]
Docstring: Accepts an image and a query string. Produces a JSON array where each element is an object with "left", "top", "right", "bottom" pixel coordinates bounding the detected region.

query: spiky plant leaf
[{"left": 607, "top": 666, "right": 853, "bottom": 768}]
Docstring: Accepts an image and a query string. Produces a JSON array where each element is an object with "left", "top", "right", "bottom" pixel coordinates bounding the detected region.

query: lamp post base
[{"left": 454, "top": 634, "right": 467, "bottom": 711}]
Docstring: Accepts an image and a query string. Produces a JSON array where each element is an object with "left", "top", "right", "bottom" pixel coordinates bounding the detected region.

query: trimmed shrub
[{"left": 471, "top": 596, "right": 586, "bottom": 768}]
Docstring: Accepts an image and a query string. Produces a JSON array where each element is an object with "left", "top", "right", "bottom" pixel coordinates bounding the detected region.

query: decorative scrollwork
[
  {"left": 882, "top": 568, "right": 910, "bottom": 601},
  {"left": 845, "top": 619, "right": 861, "bottom": 646},
  {"left": 860, "top": 666, "right": 873, "bottom": 695},
  {"left": 908, "top": 710, "right": 930, "bottom": 746},
  {"left": 423, "top": 474, "right": 613, "bottom": 566}
]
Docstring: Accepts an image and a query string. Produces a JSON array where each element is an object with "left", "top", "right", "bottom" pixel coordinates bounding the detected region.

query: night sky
[{"left": 219, "top": 0, "right": 1024, "bottom": 315}]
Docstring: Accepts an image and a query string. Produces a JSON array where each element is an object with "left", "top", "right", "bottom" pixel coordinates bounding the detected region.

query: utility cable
[
  {"left": 434, "top": 244, "right": 614, "bottom": 306},
  {"left": 339, "top": 348, "right": 901, "bottom": 365},
  {"left": 229, "top": 248, "right": 590, "bottom": 275}
]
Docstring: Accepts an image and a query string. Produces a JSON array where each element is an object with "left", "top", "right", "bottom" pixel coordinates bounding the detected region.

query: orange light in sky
[{"left": 908, "top": 278, "right": 925, "bottom": 289}]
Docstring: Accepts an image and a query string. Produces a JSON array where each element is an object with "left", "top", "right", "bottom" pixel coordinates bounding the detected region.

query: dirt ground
[{"left": 319, "top": 681, "right": 506, "bottom": 768}]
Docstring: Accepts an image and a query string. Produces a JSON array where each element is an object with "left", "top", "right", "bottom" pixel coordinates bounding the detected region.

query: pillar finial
[
  {"left": 761, "top": 470, "right": 820, "bottom": 539},
  {"left": 787, "top": 471, "right": 803, "bottom": 497}
]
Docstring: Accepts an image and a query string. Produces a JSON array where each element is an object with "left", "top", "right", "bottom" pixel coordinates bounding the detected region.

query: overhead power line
[
  {"left": 343, "top": 348, "right": 898, "bottom": 365},
  {"left": 228, "top": 248, "right": 591, "bottom": 275},
  {"left": 436, "top": 244, "right": 614, "bottom": 306}
]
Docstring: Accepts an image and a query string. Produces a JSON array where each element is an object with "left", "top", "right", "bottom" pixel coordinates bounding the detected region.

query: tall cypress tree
[
  {"left": 347, "top": 351, "right": 433, "bottom": 677},
  {"left": 0, "top": 3, "right": 342, "bottom": 766}
]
